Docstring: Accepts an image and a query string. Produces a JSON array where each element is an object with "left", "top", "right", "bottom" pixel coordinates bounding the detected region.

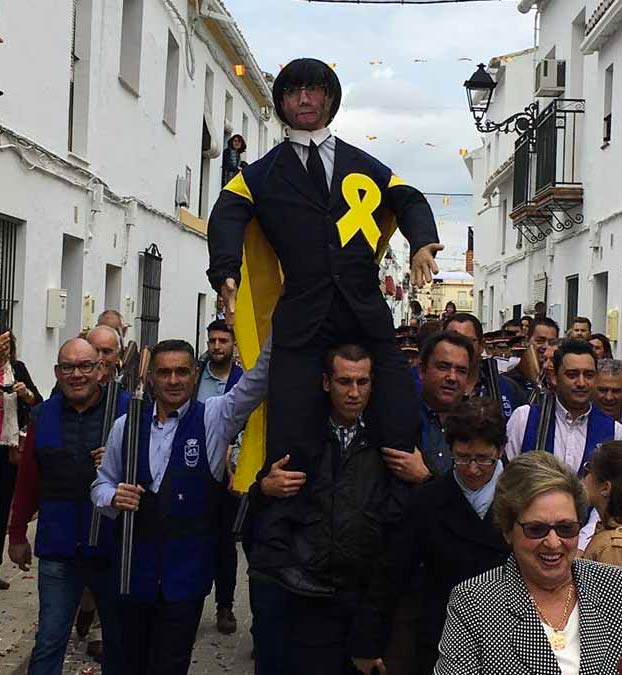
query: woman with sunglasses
[
  {"left": 434, "top": 451, "right": 622, "bottom": 675},
  {"left": 583, "top": 441, "right": 622, "bottom": 566}
]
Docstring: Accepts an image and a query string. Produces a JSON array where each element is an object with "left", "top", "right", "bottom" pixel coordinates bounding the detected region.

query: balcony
[{"left": 510, "top": 99, "right": 585, "bottom": 244}]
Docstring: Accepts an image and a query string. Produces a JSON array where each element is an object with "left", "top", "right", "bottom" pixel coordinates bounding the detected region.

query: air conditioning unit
[
  {"left": 535, "top": 59, "right": 566, "bottom": 97},
  {"left": 175, "top": 176, "right": 189, "bottom": 207}
]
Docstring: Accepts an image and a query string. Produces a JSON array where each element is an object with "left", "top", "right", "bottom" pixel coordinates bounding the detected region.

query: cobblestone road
[{"left": 1, "top": 528, "right": 255, "bottom": 675}]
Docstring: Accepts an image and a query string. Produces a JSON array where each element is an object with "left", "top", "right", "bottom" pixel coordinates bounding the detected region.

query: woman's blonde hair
[{"left": 494, "top": 451, "right": 588, "bottom": 533}]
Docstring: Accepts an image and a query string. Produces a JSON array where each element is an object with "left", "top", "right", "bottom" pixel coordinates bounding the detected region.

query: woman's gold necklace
[{"left": 529, "top": 583, "right": 575, "bottom": 651}]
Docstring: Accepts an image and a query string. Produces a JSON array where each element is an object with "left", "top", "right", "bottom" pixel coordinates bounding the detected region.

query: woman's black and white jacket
[{"left": 435, "top": 555, "right": 622, "bottom": 675}]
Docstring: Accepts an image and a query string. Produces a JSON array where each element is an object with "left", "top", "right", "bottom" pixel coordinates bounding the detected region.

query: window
[
  {"left": 68, "top": 0, "right": 93, "bottom": 155},
  {"left": 242, "top": 113, "right": 249, "bottom": 147},
  {"left": 516, "top": 226, "right": 523, "bottom": 250},
  {"left": 163, "top": 31, "right": 179, "bottom": 132},
  {"left": 592, "top": 272, "right": 608, "bottom": 333},
  {"left": 488, "top": 286, "right": 495, "bottom": 329},
  {"left": 565, "top": 275, "right": 579, "bottom": 330},
  {"left": 138, "top": 244, "right": 162, "bottom": 349},
  {"left": 224, "top": 92, "right": 233, "bottom": 130},
  {"left": 478, "top": 290, "right": 484, "bottom": 322},
  {"left": 0, "top": 215, "right": 19, "bottom": 329},
  {"left": 204, "top": 66, "right": 214, "bottom": 113},
  {"left": 604, "top": 64, "right": 613, "bottom": 144},
  {"left": 119, "top": 0, "right": 143, "bottom": 93},
  {"left": 500, "top": 198, "right": 508, "bottom": 255}
]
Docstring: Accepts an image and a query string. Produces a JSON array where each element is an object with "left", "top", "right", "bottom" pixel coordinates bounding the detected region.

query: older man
[
  {"left": 8, "top": 339, "right": 126, "bottom": 674},
  {"left": 208, "top": 57, "right": 441, "bottom": 590},
  {"left": 88, "top": 325, "right": 122, "bottom": 384},
  {"left": 77, "top": 324, "right": 124, "bottom": 659},
  {"left": 593, "top": 359, "right": 622, "bottom": 422}
]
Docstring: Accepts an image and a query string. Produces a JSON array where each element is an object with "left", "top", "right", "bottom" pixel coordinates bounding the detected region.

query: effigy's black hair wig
[{"left": 273, "top": 58, "right": 342, "bottom": 126}]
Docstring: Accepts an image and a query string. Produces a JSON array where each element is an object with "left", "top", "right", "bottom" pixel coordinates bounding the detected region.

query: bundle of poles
[
  {"left": 120, "top": 347, "right": 151, "bottom": 595},
  {"left": 88, "top": 341, "right": 138, "bottom": 548}
]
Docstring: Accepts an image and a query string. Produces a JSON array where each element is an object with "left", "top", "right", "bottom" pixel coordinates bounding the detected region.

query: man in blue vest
[
  {"left": 8, "top": 338, "right": 128, "bottom": 675},
  {"left": 92, "top": 337, "right": 270, "bottom": 675},
  {"left": 505, "top": 339, "right": 622, "bottom": 471}
]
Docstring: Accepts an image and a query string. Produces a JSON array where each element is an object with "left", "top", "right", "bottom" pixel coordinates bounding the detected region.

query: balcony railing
[
  {"left": 535, "top": 98, "right": 585, "bottom": 195},
  {"left": 510, "top": 99, "right": 584, "bottom": 243}
]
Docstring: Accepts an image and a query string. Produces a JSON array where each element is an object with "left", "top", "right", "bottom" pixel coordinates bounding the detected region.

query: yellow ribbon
[{"left": 336, "top": 173, "right": 382, "bottom": 251}]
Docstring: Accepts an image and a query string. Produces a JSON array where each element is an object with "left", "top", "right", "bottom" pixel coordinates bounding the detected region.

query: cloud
[{"left": 224, "top": 0, "right": 534, "bottom": 267}]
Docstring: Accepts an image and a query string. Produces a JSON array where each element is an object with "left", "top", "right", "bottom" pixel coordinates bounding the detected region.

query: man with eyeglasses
[
  {"left": 92, "top": 337, "right": 270, "bottom": 675},
  {"left": 8, "top": 338, "right": 127, "bottom": 674},
  {"left": 208, "top": 57, "right": 441, "bottom": 593}
]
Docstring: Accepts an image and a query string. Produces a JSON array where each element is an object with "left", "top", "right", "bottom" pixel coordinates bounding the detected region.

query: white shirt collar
[
  {"left": 153, "top": 398, "right": 191, "bottom": 422},
  {"left": 288, "top": 127, "right": 332, "bottom": 148},
  {"left": 555, "top": 397, "right": 591, "bottom": 424}
]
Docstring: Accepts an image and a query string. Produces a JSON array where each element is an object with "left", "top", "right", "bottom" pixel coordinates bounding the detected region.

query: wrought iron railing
[
  {"left": 535, "top": 99, "right": 585, "bottom": 194},
  {"left": 512, "top": 133, "right": 531, "bottom": 211},
  {"left": 0, "top": 215, "right": 19, "bottom": 330},
  {"left": 139, "top": 243, "right": 162, "bottom": 350}
]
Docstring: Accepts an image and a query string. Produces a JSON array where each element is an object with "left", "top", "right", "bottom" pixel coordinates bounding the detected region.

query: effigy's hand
[
  {"left": 221, "top": 278, "right": 238, "bottom": 329},
  {"left": 411, "top": 243, "right": 444, "bottom": 287},
  {"left": 351, "top": 657, "right": 386, "bottom": 674}
]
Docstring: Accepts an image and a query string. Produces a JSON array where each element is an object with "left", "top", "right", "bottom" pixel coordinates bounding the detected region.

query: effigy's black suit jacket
[{"left": 207, "top": 137, "right": 439, "bottom": 348}]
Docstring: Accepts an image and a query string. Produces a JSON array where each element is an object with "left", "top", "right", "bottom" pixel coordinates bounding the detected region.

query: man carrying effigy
[{"left": 207, "top": 58, "right": 442, "bottom": 594}]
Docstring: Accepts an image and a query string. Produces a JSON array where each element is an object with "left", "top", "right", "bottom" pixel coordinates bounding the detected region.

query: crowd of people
[
  {"left": 2, "top": 305, "right": 622, "bottom": 675},
  {"left": 1, "top": 55, "right": 622, "bottom": 675}
]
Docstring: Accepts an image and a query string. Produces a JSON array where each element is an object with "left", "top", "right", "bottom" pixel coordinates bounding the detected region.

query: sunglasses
[{"left": 516, "top": 520, "right": 582, "bottom": 539}]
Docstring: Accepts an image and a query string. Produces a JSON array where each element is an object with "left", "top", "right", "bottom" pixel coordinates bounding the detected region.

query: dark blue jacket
[
  {"left": 124, "top": 399, "right": 220, "bottom": 602},
  {"left": 34, "top": 389, "right": 129, "bottom": 559},
  {"left": 521, "top": 403, "right": 615, "bottom": 466}
]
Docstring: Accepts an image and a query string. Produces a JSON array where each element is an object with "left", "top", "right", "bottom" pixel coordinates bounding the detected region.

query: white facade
[
  {"left": 466, "top": 0, "right": 622, "bottom": 355},
  {"left": 0, "top": 0, "right": 283, "bottom": 392}
]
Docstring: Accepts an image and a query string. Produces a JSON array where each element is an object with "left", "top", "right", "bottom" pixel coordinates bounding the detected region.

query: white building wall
[
  {"left": 467, "top": 0, "right": 622, "bottom": 350},
  {"left": 465, "top": 50, "right": 536, "bottom": 330},
  {"left": 0, "top": 1, "right": 283, "bottom": 393}
]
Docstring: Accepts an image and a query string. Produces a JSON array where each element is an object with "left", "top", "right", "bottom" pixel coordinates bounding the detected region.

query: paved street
[{"left": 0, "top": 525, "right": 254, "bottom": 675}]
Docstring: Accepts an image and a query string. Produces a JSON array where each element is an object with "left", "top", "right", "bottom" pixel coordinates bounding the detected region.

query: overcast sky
[{"left": 225, "top": 0, "right": 534, "bottom": 269}]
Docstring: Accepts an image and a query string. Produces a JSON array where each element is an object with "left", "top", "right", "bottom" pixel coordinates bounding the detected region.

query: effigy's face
[{"left": 281, "top": 85, "right": 334, "bottom": 131}]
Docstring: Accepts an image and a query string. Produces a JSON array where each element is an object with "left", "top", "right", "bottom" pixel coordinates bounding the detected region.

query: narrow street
[{"left": 0, "top": 523, "right": 255, "bottom": 675}]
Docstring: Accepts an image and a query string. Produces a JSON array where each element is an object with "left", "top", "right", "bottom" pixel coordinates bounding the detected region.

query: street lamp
[{"left": 464, "top": 63, "right": 538, "bottom": 136}]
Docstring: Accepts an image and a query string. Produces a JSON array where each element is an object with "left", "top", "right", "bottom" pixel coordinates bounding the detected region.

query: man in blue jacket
[{"left": 92, "top": 337, "right": 270, "bottom": 675}]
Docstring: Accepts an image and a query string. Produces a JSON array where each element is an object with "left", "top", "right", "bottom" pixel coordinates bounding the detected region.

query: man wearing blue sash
[
  {"left": 92, "top": 338, "right": 270, "bottom": 675},
  {"left": 505, "top": 340, "right": 622, "bottom": 471},
  {"left": 8, "top": 338, "right": 129, "bottom": 675}
]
